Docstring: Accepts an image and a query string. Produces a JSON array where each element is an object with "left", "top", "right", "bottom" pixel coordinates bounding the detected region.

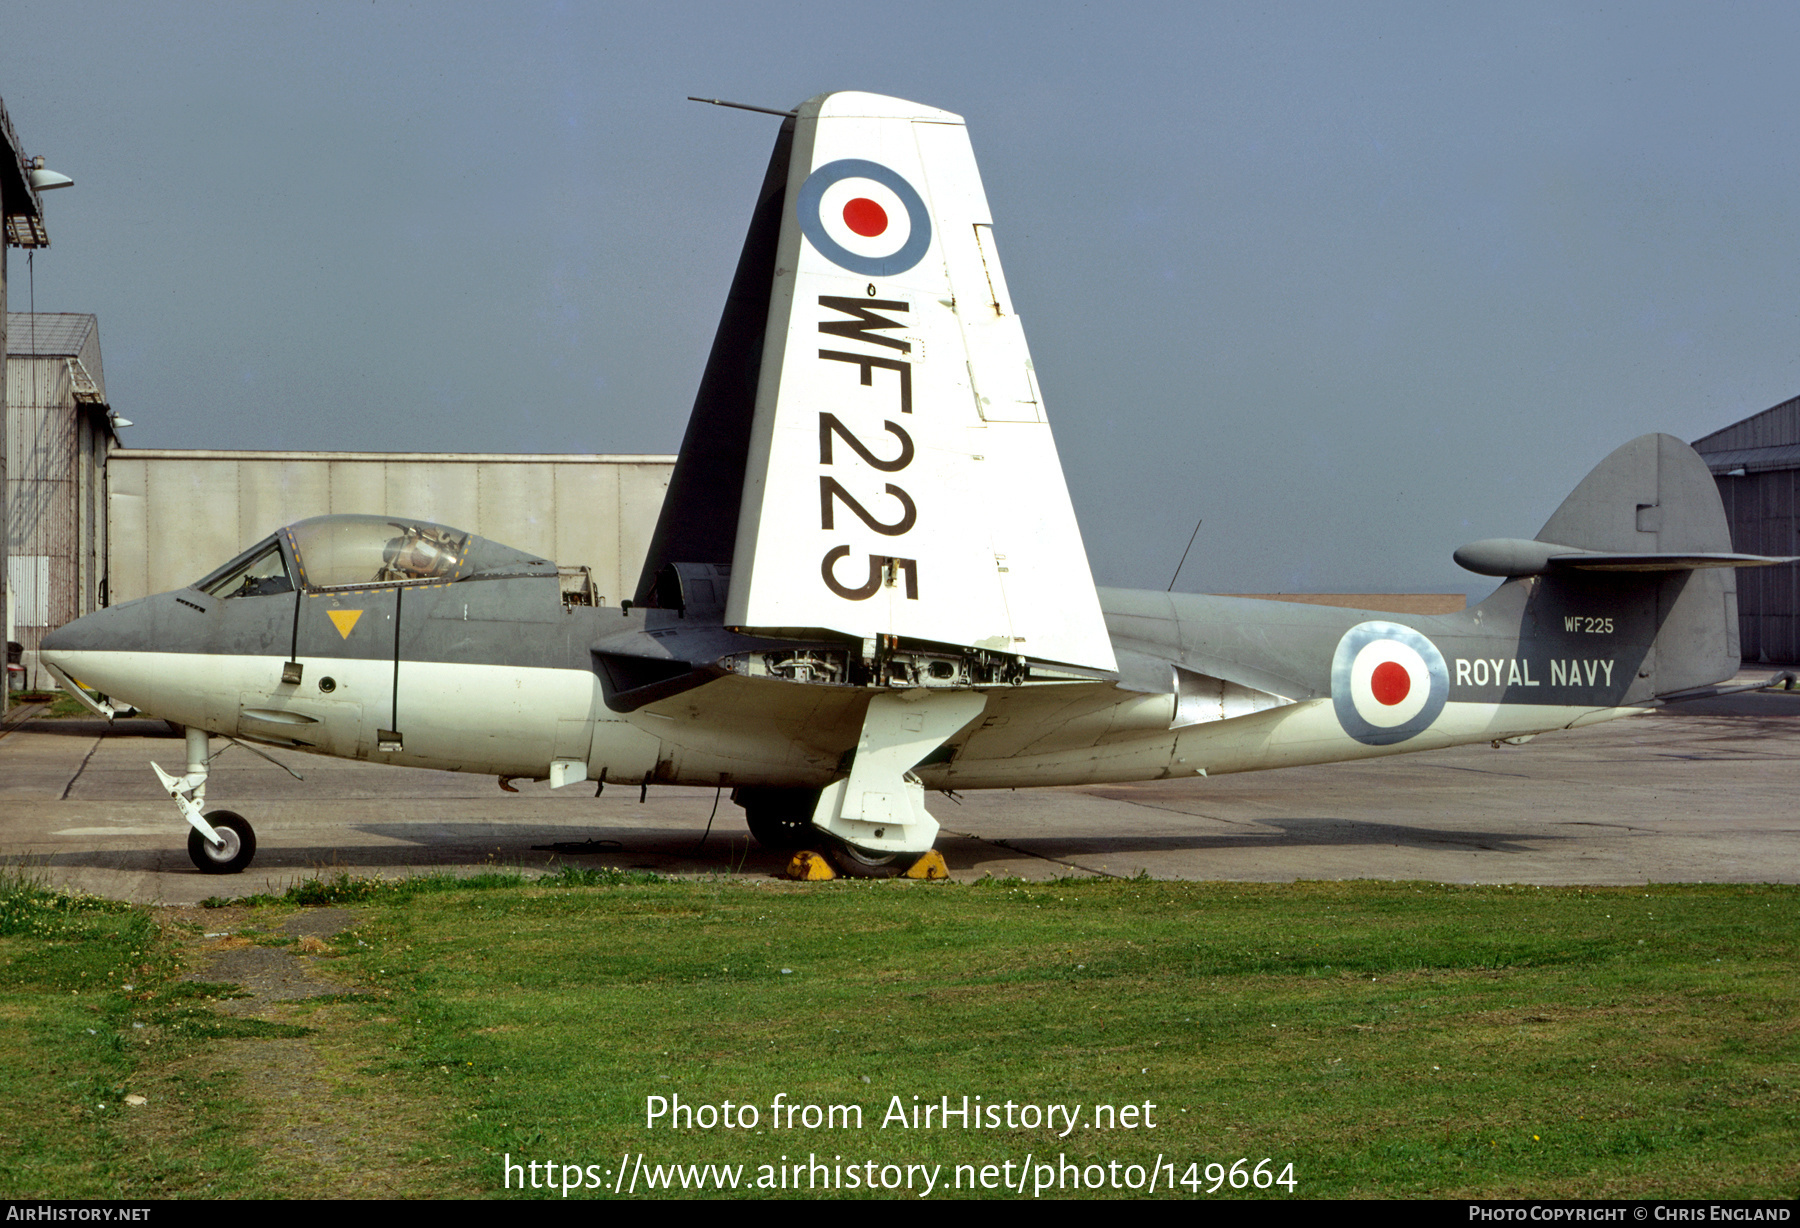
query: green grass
[
  {"left": 3, "top": 870, "right": 1796, "bottom": 1199},
  {"left": 5, "top": 690, "right": 87, "bottom": 717},
  {"left": 0, "top": 865, "right": 178, "bottom": 1195},
  {"left": 325, "top": 875, "right": 1800, "bottom": 1199}
]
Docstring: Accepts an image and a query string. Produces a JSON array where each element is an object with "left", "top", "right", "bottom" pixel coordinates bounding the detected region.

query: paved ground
[{"left": 2, "top": 671, "right": 1796, "bottom": 904}]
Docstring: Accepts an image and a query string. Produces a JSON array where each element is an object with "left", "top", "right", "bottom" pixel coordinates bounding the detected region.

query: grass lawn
[
  {"left": 5, "top": 690, "right": 87, "bottom": 717},
  {"left": 2, "top": 869, "right": 1794, "bottom": 1199}
]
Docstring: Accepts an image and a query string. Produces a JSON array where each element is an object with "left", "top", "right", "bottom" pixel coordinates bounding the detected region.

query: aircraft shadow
[
  {"left": 15, "top": 718, "right": 179, "bottom": 738},
  {"left": 29, "top": 835, "right": 792, "bottom": 876},
  {"left": 30, "top": 815, "right": 1552, "bottom": 879},
  {"left": 943, "top": 817, "right": 1549, "bottom": 860}
]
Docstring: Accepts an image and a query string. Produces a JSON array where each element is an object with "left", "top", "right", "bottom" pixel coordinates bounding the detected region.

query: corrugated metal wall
[
  {"left": 1695, "top": 395, "right": 1800, "bottom": 453},
  {"left": 107, "top": 450, "right": 675, "bottom": 607},
  {"left": 4, "top": 357, "right": 75, "bottom": 629},
  {"left": 6, "top": 314, "right": 110, "bottom": 686},
  {"left": 1697, "top": 394, "right": 1800, "bottom": 664},
  {"left": 1716, "top": 469, "right": 1800, "bottom": 663}
]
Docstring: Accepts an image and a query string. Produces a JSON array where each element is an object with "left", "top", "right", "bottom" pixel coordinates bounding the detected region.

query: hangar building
[
  {"left": 5, "top": 312, "right": 118, "bottom": 688},
  {"left": 2, "top": 95, "right": 59, "bottom": 690},
  {"left": 1694, "top": 397, "right": 1800, "bottom": 664}
]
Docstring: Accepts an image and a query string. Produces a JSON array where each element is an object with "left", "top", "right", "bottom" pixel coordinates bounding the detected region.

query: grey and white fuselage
[{"left": 36, "top": 541, "right": 1709, "bottom": 794}]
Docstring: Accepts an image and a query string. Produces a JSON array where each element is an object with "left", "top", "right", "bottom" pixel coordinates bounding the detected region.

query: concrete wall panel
[
  {"left": 326, "top": 460, "right": 387, "bottom": 518},
  {"left": 107, "top": 452, "right": 675, "bottom": 606},
  {"left": 476, "top": 463, "right": 558, "bottom": 562},
  {"left": 617, "top": 463, "right": 673, "bottom": 598},
  {"left": 239, "top": 459, "right": 330, "bottom": 544},
  {"left": 105, "top": 459, "right": 147, "bottom": 604},
  {"left": 553, "top": 461, "right": 618, "bottom": 599},
  {"left": 390, "top": 462, "right": 478, "bottom": 529},
  {"left": 144, "top": 458, "right": 238, "bottom": 591}
]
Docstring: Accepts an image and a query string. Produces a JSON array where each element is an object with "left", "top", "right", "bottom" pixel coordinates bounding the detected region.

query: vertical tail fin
[
  {"left": 634, "top": 117, "right": 796, "bottom": 603},
  {"left": 1459, "top": 433, "right": 1746, "bottom": 699},
  {"left": 1533, "top": 433, "right": 1740, "bottom": 695},
  {"left": 1535, "top": 433, "right": 1735, "bottom": 558}
]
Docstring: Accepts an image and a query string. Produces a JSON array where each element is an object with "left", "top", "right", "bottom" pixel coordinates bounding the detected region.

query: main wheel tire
[
  {"left": 187, "top": 811, "right": 256, "bottom": 874},
  {"left": 735, "top": 787, "right": 822, "bottom": 851},
  {"left": 745, "top": 809, "right": 813, "bottom": 850},
  {"left": 826, "top": 842, "right": 908, "bottom": 879}
]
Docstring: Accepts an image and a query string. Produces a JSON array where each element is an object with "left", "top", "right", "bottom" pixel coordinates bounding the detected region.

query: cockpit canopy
[{"left": 194, "top": 515, "right": 556, "bottom": 599}]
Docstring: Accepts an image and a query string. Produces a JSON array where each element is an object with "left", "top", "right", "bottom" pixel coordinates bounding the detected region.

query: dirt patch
[
  {"left": 131, "top": 905, "right": 476, "bottom": 1196},
  {"left": 180, "top": 905, "right": 356, "bottom": 1009},
  {"left": 281, "top": 907, "right": 359, "bottom": 940},
  {"left": 196, "top": 945, "right": 348, "bottom": 1008}
]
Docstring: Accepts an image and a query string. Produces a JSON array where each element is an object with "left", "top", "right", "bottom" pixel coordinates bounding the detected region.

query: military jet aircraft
[{"left": 40, "top": 91, "right": 1794, "bottom": 876}]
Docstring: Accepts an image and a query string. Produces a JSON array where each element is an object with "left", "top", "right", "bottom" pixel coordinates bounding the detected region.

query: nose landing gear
[{"left": 154, "top": 726, "right": 259, "bottom": 874}]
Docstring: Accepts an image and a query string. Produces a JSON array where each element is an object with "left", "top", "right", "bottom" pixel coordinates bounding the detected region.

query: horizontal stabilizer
[
  {"left": 1550, "top": 551, "right": 1796, "bottom": 572},
  {"left": 1455, "top": 536, "right": 1794, "bottom": 576}
]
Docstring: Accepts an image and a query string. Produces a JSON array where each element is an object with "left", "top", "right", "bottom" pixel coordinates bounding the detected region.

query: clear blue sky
[{"left": 7, "top": 2, "right": 1798, "bottom": 596}]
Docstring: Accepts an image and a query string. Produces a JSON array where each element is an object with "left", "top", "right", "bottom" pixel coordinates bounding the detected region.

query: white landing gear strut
[
  {"left": 810, "top": 689, "right": 987, "bottom": 859},
  {"left": 153, "top": 726, "right": 257, "bottom": 874}
]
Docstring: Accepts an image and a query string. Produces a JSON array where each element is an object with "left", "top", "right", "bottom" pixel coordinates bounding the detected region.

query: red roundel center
[
  {"left": 843, "top": 197, "right": 888, "bottom": 237},
  {"left": 1370, "top": 660, "right": 1412, "bottom": 706}
]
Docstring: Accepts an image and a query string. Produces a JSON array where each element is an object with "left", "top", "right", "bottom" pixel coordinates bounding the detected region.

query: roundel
[
  {"left": 1330, "top": 621, "right": 1449, "bottom": 746},
  {"left": 796, "top": 159, "right": 932, "bottom": 277}
]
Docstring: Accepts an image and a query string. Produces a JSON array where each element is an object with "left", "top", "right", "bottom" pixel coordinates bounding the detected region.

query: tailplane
[
  {"left": 1456, "top": 433, "right": 1793, "bottom": 698},
  {"left": 1536, "top": 433, "right": 1738, "bottom": 695}
]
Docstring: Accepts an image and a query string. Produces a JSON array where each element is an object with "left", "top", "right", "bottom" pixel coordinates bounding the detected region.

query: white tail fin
[{"left": 723, "top": 91, "right": 1116, "bottom": 674}]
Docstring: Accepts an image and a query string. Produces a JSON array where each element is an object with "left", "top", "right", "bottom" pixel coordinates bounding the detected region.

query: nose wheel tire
[{"left": 187, "top": 811, "right": 256, "bottom": 874}]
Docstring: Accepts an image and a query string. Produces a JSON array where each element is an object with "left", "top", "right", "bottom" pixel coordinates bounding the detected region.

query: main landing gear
[
  {"left": 153, "top": 726, "right": 259, "bottom": 874},
  {"left": 734, "top": 785, "right": 926, "bottom": 879},
  {"left": 734, "top": 786, "right": 819, "bottom": 851},
  {"left": 827, "top": 841, "right": 907, "bottom": 879},
  {"left": 734, "top": 692, "right": 979, "bottom": 881}
]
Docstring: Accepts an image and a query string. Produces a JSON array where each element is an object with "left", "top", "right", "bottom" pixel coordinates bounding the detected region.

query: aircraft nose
[
  {"left": 38, "top": 619, "right": 80, "bottom": 656},
  {"left": 39, "top": 616, "right": 83, "bottom": 661},
  {"left": 37, "top": 600, "right": 167, "bottom": 712},
  {"left": 41, "top": 600, "right": 155, "bottom": 658}
]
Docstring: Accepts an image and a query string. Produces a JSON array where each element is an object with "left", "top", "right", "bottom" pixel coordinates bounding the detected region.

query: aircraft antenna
[
  {"left": 687, "top": 96, "right": 798, "bottom": 118},
  {"left": 1167, "top": 518, "right": 1203, "bottom": 592}
]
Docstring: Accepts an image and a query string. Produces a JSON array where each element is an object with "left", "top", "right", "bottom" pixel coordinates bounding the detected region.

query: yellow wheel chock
[
  {"left": 903, "top": 850, "right": 949, "bottom": 880},
  {"left": 785, "top": 850, "right": 837, "bottom": 880}
]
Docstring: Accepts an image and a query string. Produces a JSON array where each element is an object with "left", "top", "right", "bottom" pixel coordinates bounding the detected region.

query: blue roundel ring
[
  {"left": 1330, "top": 621, "right": 1449, "bottom": 747},
  {"left": 796, "top": 159, "right": 933, "bottom": 277}
]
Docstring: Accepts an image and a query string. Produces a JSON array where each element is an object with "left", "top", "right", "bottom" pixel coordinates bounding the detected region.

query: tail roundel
[{"left": 719, "top": 92, "right": 1116, "bottom": 674}]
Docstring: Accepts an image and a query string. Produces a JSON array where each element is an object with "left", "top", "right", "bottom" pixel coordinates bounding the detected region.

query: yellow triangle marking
[{"left": 327, "top": 609, "right": 364, "bottom": 639}]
